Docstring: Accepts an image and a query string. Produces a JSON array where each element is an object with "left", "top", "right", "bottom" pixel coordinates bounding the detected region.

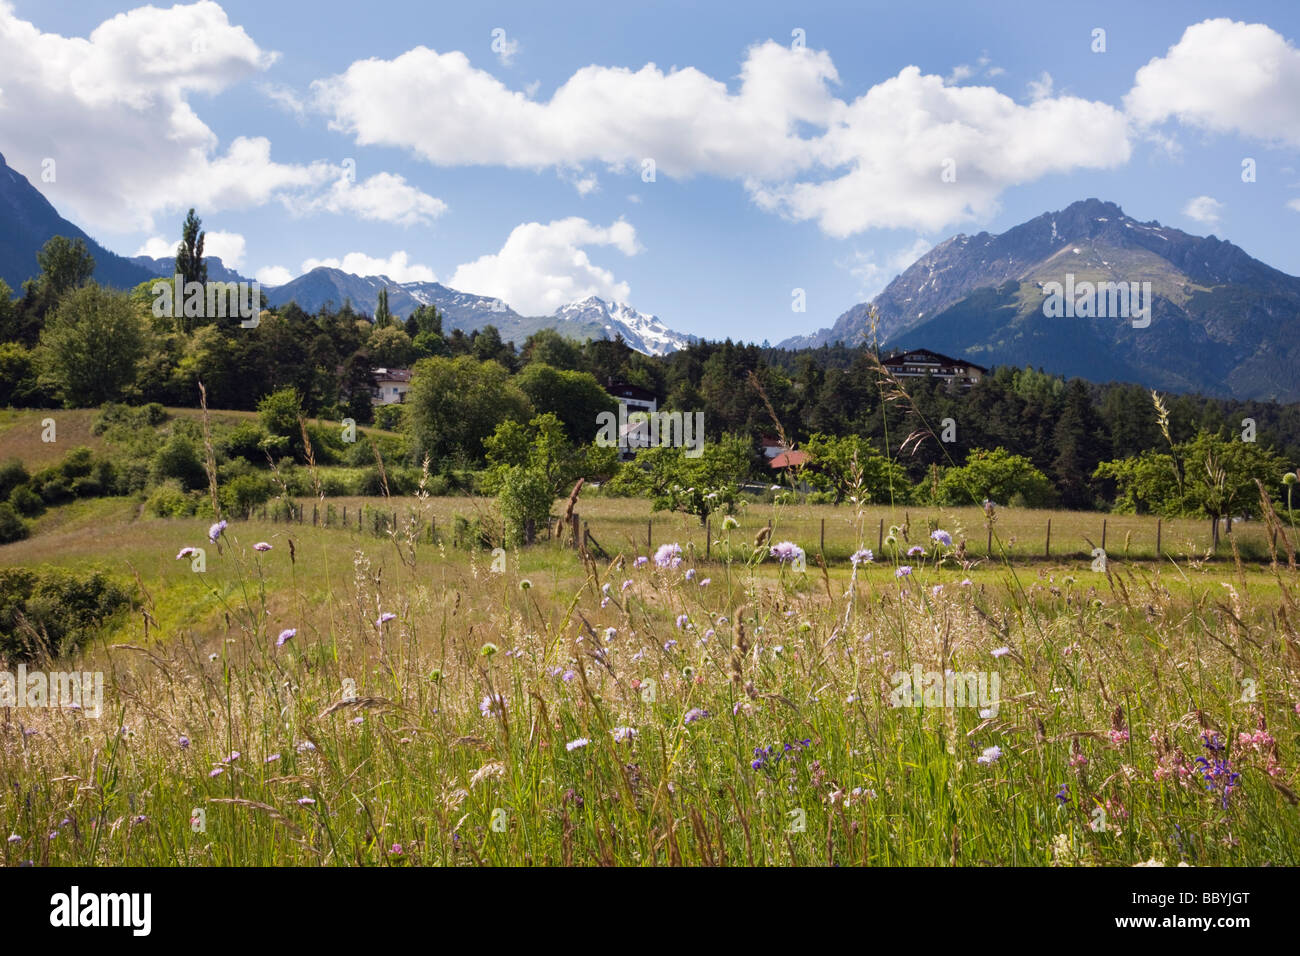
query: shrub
[
  {"left": 374, "top": 403, "right": 405, "bottom": 431},
  {"left": 8, "top": 484, "right": 44, "bottom": 517},
  {"left": 152, "top": 435, "right": 207, "bottom": 490},
  {"left": 0, "top": 458, "right": 29, "bottom": 499},
  {"left": 221, "top": 474, "right": 273, "bottom": 515},
  {"left": 0, "top": 565, "right": 133, "bottom": 661},
  {"left": 145, "top": 480, "right": 197, "bottom": 518},
  {"left": 496, "top": 465, "right": 553, "bottom": 545},
  {"left": 0, "top": 502, "right": 28, "bottom": 544},
  {"left": 220, "top": 422, "right": 270, "bottom": 464}
]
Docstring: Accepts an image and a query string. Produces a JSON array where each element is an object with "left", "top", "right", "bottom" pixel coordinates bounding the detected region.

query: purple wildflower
[
  {"left": 208, "top": 520, "right": 227, "bottom": 543},
  {"left": 654, "top": 544, "right": 683, "bottom": 569},
  {"left": 895, "top": 566, "right": 912, "bottom": 578},
  {"left": 253, "top": 541, "right": 272, "bottom": 552},
  {"left": 276, "top": 628, "right": 296, "bottom": 647},
  {"left": 850, "top": 549, "right": 873, "bottom": 566},
  {"left": 769, "top": 541, "right": 805, "bottom": 564}
]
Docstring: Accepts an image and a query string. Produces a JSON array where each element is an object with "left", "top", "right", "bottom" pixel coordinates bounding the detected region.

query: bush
[
  {"left": 221, "top": 474, "right": 273, "bottom": 515},
  {"left": 220, "top": 422, "right": 270, "bottom": 464},
  {"left": 496, "top": 465, "right": 553, "bottom": 545},
  {"left": 0, "top": 502, "right": 28, "bottom": 543},
  {"left": 8, "top": 484, "right": 44, "bottom": 517},
  {"left": 145, "top": 480, "right": 197, "bottom": 518},
  {"left": 0, "top": 458, "right": 29, "bottom": 499},
  {"left": 152, "top": 435, "right": 207, "bottom": 490},
  {"left": 0, "top": 565, "right": 133, "bottom": 661},
  {"left": 374, "top": 403, "right": 406, "bottom": 431}
]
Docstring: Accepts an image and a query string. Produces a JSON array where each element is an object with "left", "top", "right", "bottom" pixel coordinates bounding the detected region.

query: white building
[{"left": 372, "top": 368, "right": 413, "bottom": 405}]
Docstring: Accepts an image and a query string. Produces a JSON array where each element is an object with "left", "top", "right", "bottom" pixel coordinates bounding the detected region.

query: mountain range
[
  {"left": 779, "top": 198, "right": 1300, "bottom": 402},
  {"left": 3, "top": 143, "right": 1298, "bottom": 396}
]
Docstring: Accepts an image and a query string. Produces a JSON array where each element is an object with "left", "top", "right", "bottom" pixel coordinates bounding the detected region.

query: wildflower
[
  {"left": 295, "top": 741, "right": 316, "bottom": 753},
  {"left": 253, "top": 542, "right": 272, "bottom": 552},
  {"left": 621, "top": 579, "right": 633, "bottom": 592},
  {"left": 604, "top": 627, "right": 617, "bottom": 642},
  {"left": 703, "top": 629, "right": 715, "bottom": 642},
  {"left": 176, "top": 546, "right": 197, "bottom": 560},
  {"left": 685, "top": 568, "right": 696, "bottom": 581},
  {"left": 391, "top": 843, "right": 403, "bottom": 855},
  {"left": 350, "top": 716, "right": 364, "bottom": 726},
  {"left": 850, "top": 549, "right": 873, "bottom": 566},
  {"left": 991, "top": 646, "right": 1010, "bottom": 658},
  {"left": 208, "top": 520, "right": 227, "bottom": 543},
  {"left": 931, "top": 585, "right": 943, "bottom": 598},
  {"left": 654, "top": 544, "right": 683, "bottom": 569},
  {"left": 931, "top": 529, "right": 952, "bottom": 548},
  {"left": 676, "top": 614, "right": 689, "bottom": 629},
  {"left": 612, "top": 727, "right": 637, "bottom": 743},
  {"left": 895, "top": 566, "right": 912, "bottom": 578},
  {"left": 699, "top": 577, "right": 710, "bottom": 587},
  {"left": 223, "top": 751, "right": 241, "bottom": 763},
  {"left": 907, "top": 545, "right": 925, "bottom": 557},
  {"left": 634, "top": 556, "right": 648, "bottom": 568},
  {"left": 209, "top": 767, "right": 224, "bottom": 778},
  {"left": 518, "top": 579, "right": 532, "bottom": 590},
  {"left": 566, "top": 737, "right": 590, "bottom": 752},
  {"left": 266, "top": 753, "right": 281, "bottom": 763},
  {"left": 480, "top": 642, "right": 499, "bottom": 657},
  {"left": 769, "top": 541, "right": 805, "bottom": 564},
  {"left": 977, "top": 745, "right": 1002, "bottom": 765},
  {"left": 296, "top": 797, "right": 315, "bottom": 806},
  {"left": 179, "top": 735, "right": 190, "bottom": 749},
  {"left": 6, "top": 834, "right": 19, "bottom": 843},
  {"left": 961, "top": 578, "right": 973, "bottom": 587},
  {"left": 479, "top": 694, "right": 507, "bottom": 718},
  {"left": 664, "top": 639, "right": 678, "bottom": 651},
  {"left": 1109, "top": 729, "right": 1130, "bottom": 746},
  {"left": 683, "top": 708, "right": 709, "bottom": 724},
  {"left": 722, "top": 515, "right": 739, "bottom": 530},
  {"left": 276, "top": 628, "right": 296, "bottom": 647},
  {"left": 1055, "top": 784, "right": 1069, "bottom": 803},
  {"left": 1069, "top": 752, "right": 1089, "bottom": 768},
  {"left": 562, "top": 669, "right": 576, "bottom": 682},
  {"left": 376, "top": 612, "right": 397, "bottom": 626}
]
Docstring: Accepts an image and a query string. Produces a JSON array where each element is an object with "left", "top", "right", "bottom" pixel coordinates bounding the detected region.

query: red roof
[{"left": 769, "top": 450, "right": 808, "bottom": 469}]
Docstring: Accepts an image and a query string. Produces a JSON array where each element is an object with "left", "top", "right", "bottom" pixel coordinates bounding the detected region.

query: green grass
[{"left": 1, "top": 492, "right": 1298, "bottom": 867}]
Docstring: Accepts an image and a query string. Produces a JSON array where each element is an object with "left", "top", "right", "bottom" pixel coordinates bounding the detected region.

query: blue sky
[{"left": 4, "top": 0, "right": 1299, "bottom": 343}]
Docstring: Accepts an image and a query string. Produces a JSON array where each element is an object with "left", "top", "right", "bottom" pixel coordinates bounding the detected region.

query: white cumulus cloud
[
  {"left": 133, "top": 229, "right": 246, "bottom": 266},
  {"left": 1183, "top": 195, "right": 1225, "bottom": 226},
  {"left": 300, "top": 251, "right": 436, "bottom": 283},
  {"left": 448, "top": 218, "right": 640, "bottom": 315},
  {"left": 1125, "top": 18, "right": 1300, "bottom": 147},
  {"left": 0, "top": 2, "right": 445, "bottom": 231},
  {"left": 255, "top": 265, "right": 294, "bottom": 286},
  {"left": 313, "top": 40, "right": 1130, "bottom": 237}
]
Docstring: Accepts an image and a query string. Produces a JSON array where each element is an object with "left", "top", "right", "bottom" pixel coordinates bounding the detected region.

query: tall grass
[{"left": 2, "top": 487, "right": 1298, "bottom": 866}]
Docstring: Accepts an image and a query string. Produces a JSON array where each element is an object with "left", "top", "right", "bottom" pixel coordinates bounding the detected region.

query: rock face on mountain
[
  {"left": 779, "top": 199, "right": 1300, "bottom": 401},
  {"left": 0, "top": 152, "right": 156, "bottom": 291}
]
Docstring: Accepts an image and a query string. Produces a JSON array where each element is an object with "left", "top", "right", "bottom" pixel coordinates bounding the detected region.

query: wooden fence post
[
  {"left": 820, "top": 518, "right": 825, "bottom": 555},
  {"left": 1101, "top": 518, "right": 1106, "bottom": 551},
  {"left": 1156, "top": 518, "right": 1161, "bottom": 556},
  {"left": 572, "top": 513, "right": 581, "bottom": 551},
  {"left": 313, "top": 504, "right": 318, "bottom": 526},
  {"left": 647, "top": 519, "right": 652, "bottom": 552},
  {"left": 878, "top": 518, "right": 884, "bottom": 553},
  {"left": 705, "top": 518, "right": 711, "bottom": 561},
  {"left": 1045, "top": 518, "right": 1051, "bottom": 558}
]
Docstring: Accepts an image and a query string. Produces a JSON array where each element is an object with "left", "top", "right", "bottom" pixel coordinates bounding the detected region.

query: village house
[
  {"left": 604, "top": 381, "right": 660, "bottom": 459},
  {"left": 880, "top": 349, "right": 987, "bottom": 387},
  {"left": 371, "top": 368, "right": 413, "bottom": 405}
]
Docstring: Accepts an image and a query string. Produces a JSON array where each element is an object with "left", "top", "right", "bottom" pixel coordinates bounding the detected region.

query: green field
[{"left": 1, "top": 479, "right": 1298, "bottom": 866}]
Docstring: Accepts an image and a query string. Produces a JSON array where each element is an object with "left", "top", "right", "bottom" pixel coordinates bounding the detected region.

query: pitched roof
[{"left": 769, "top": 450, "right": 809, "bottom": 469}]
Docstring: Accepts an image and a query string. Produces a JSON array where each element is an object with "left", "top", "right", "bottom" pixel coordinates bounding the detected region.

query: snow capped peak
[{"left": 553, "top": 295, "right": 693, "bottom": 355}]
